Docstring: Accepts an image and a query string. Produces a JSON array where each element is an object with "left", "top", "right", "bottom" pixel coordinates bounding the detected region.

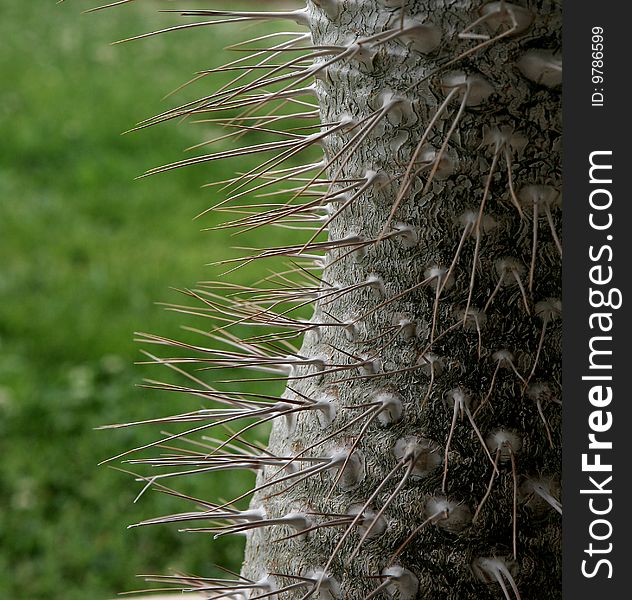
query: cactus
[{"left": 97, "top": 1, "right": 561, "bottom": 598}]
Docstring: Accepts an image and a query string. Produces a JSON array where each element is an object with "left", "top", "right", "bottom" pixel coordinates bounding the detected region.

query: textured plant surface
[{"left": 98, "top": 1, "right": 562, "bottom": 598}]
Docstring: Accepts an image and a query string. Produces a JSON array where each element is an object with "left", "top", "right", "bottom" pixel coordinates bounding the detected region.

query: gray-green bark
[{"left": 239, "top": 1, "right": 562, "bottom": 598}]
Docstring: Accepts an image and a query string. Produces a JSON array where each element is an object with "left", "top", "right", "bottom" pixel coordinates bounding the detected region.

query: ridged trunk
[
  {"left": 239, "top": 1, "right": 562, "bottom": 598},
  {"left": 99, "top": 0, "right": 562, "bottom": 598}
]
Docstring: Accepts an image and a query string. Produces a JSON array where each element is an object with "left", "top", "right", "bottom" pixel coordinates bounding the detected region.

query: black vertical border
[{"left": 563, "top": 2, "right": 630, "bottom": 598}]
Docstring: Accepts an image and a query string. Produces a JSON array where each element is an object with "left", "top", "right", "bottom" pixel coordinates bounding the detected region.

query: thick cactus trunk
[
  {"left": 100, "top": 1, "right": 562, "bottom": 598},
  {"left": 240, "top": 2, "right": 561, "bottom": 598}
]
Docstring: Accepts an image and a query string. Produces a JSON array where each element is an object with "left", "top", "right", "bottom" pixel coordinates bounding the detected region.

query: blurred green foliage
[{"left": 0, "top": 1, "right": 304, "bottom": 597}]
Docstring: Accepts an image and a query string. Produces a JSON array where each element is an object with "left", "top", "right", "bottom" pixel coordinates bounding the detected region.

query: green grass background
[{"left": 0, "top": 1, "right": 304, "bottom": 597}]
